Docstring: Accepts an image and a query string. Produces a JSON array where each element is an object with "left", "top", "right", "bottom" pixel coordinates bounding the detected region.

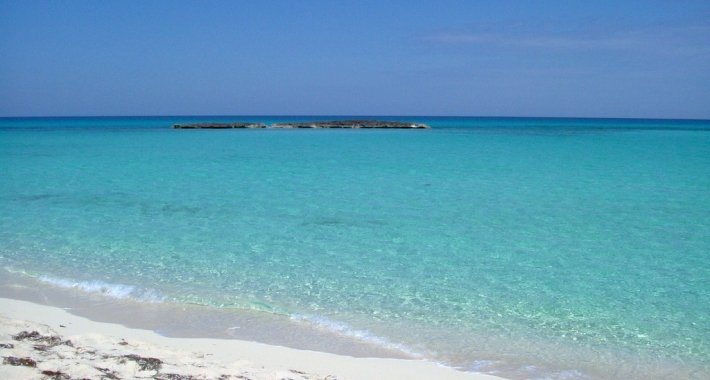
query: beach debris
[
  {"left": 33, "top": 344, "right": 51, "bottom": 351},
  {"left": 2, "top": 356, "right": 37, "bottom": 367},
  {"left": 12, "top": 330, "right": 73, "bottom": 347},
  {"left": 154, "top": 373, "right": 199, "bottom": 380},
  {"left": 1, "top": 317, "right": 340, "bottom": 380},
  {"left": 95, "top": 366, "right": 120, "bottom": 379},
  {"left": 122, "top": 353, "right": 163, "bottom": 371},
  {"left": 41, "top": 369, "right": 71, "bottom": 379}
]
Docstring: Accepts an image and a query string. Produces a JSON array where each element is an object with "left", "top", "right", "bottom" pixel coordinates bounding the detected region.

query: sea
[{"left": 1, "top": 116, "right": 709, "bottom": 380}]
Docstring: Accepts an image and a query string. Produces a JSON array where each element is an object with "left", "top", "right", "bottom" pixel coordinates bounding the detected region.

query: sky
[{"left": 1, "top": 0, "right": 709, "bottom": 118}]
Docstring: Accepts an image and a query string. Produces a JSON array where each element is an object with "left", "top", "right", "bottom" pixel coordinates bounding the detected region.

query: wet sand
[{"left": 1, "top": 298, "right": 504, "bottom": 380}]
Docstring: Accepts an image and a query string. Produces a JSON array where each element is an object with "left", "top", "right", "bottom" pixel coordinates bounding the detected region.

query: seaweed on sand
[
  {"left": 122, "top": 354, "right": 163, "bottom": 371},
  {"left": 2, "top": 356, "right": 37, "bottom": 367},
  {"left": 12, "top": 330, "right": 73, "bottom": 347}
]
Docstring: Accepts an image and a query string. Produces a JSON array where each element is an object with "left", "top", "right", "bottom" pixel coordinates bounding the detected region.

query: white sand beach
[{"left": 1, "top": 297, "right": 504, "bottom": 380}]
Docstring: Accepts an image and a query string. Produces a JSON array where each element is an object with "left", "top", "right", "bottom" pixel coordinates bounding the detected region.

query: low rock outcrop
[
  {"left": 172, "top": 120, "right": 430, "bottom": 129},
  {"left": 172, "top": 123, "right": 267, "bottom": 129},
  {"left": 270, "top": 120, "right": 430, "bottom": 129}
]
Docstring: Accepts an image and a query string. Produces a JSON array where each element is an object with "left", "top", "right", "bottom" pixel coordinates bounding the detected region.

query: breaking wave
[
  {"left": 38, "top": 276, "right": 165, "bottom": 303},
  {"left": 290, "top": 313, "right": 426, "bottom": 359}
]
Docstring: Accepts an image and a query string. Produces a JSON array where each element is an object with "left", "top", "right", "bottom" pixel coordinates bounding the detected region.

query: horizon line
[{"left": 1, "top": 115, "right": 709, "bottom": 122}]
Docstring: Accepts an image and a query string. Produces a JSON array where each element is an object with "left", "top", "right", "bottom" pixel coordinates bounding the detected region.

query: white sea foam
[
  {"left": 38, "top": 276, "right": 165, "bottom": 303},
  {"left": 513, "top": 365, "right": 597, "bottom": 380},
  {"left": 466, "top": 359, "right": 502, "bottom": 372},
  {"left": 290, "top": 313, "right": 425, "bottom": 358}
]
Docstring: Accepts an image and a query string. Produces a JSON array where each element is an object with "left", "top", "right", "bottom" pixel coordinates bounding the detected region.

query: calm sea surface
[{"left": 1, "top": 117, "right": 709, "bottom": 379}]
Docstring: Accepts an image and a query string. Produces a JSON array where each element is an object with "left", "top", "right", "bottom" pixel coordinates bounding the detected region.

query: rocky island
[
  {"left": 172, "top": 122, "right": 267, "bottom": 129},
  {"left": 172, "top": 120, "right": 431, "bottom": 129}
]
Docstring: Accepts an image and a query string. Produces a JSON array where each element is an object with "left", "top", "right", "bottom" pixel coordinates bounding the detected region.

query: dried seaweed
[
  {"left": 41, "top": 370, "right": 72, "bottom": 380},
  {"left": 2, "top": 356, "right": 37, "bottom": 367},
  {"left": 154, "top": 374, "right": 197, "bottom": 380},
  {"left": 95, "top": 367, "right": 120, "bottom": 380},
  {"left": 12, "top": 330, "right": 73, "bottom": 347},
  {"left": 123, "top": 354, "right": 162, "bottom": 371}
]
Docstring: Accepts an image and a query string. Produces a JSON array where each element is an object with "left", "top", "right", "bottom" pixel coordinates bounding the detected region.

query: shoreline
[
  {"left": 3, "top": 268, "right": 709, "bottom": 379},
  {"left": 0, "top": 271, "right": 421, "bottom": 361},
  {"left": 0, "top": 297, "right": 504, "bottom": 380}
]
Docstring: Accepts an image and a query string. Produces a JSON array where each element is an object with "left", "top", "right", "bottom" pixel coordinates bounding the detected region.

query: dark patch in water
[
  {"left": 303, "top": 217, "right": 388, "bottom": 228},
  {"left": 160, "top": 204, "right": 201, "bottom": 214},
  {"left": 309, "top": 218, "right": 345, "bottom": 226},
  {"left": 139, "top": 203, "right": 201, "bottom": 216},
  {"left": 14, "top": 194, "right": 57, "bottom": 201}
]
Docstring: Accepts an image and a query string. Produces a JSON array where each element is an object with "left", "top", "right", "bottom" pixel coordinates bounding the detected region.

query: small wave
[
  {"left": 38, "top": 276, "right": 165, "bottom": 303},
  {"left": 290, "top": 313, "right": 426, "bottom": 358}
]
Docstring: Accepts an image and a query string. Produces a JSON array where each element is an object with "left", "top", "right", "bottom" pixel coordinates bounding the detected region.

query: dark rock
[
  {"left": 173, "top": 120, "right": 430, "bottom": 129},
  {"left": 172, "top": 123, "right": 267, "bottom": 129},
  {"left": 270, "top": 120, "right": 430, "bottom": 129}
]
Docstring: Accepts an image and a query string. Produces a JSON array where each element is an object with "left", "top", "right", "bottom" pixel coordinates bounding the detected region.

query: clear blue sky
[{"left": 1, "top": 0, "right": 708, "bottom": 118}]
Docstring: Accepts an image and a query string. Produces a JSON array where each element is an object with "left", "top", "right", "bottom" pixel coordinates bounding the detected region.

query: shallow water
[{"left": 1, "top": 117, "right": 709, "bottom": 379}]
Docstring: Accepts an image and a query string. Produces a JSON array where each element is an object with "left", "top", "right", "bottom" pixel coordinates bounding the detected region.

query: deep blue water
[{"left": 1, "top": 117, "right": 709, "bottom": 379}]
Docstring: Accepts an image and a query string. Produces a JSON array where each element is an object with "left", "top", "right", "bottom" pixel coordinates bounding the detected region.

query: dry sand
[{"left": 1, "top": 297, "right": 504, "bottom": 380}]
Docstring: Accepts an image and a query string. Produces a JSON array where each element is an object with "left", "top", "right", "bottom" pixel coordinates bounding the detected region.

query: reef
[
  {"left": 172, "top": 120, "right": 430, "bottom": 129},
  {"left": 172, "top": 123, "right": 267, "bottom": 129}
]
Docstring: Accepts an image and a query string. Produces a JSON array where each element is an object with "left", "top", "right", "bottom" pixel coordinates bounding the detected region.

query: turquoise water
[{"left": 1, "top": 117, "right": 709, "bottom": 379}]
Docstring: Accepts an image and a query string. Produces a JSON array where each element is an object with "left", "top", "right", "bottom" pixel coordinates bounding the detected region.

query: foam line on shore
[
  {"left": 291, "top": 314, "right": 426, "bottom": 359},
  {"left": 33, "top": 272, "right": 430, "bottom": 367},
  {"left": 38, "top": 275, "right": 165, "bottom": 303},
  {"left": 29, "top": 271, "right": 425, "bottom": 361},
  {"left": 0, "top": 297, "right": 505, "bottom": 380}
]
